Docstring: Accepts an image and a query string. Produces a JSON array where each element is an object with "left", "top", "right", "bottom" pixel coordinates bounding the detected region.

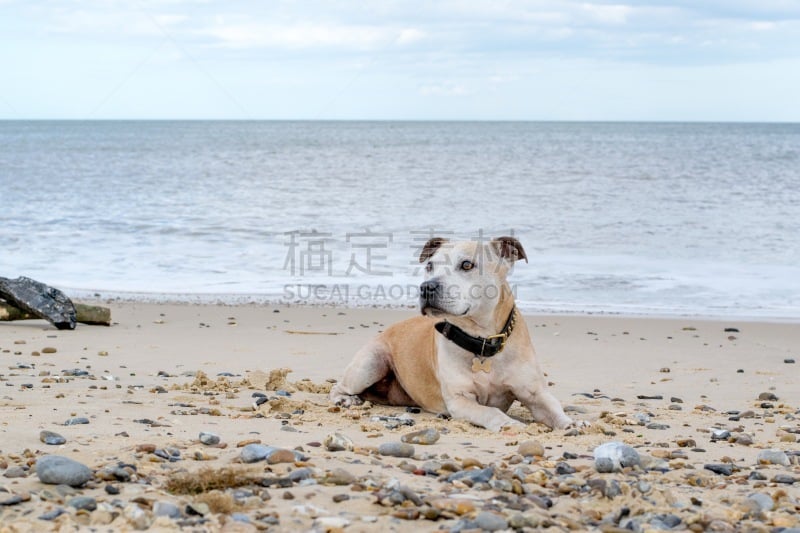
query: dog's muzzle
[{"left": 419, "top": 279, "right": 442, "bottom": 314}]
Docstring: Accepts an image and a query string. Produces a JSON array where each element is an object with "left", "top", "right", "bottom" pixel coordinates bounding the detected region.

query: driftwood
[{"left": 0, "top": 301, "right": 111, "bottom": 326}]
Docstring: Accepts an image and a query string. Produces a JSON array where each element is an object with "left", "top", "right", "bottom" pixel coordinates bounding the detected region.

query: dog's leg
[
  {"left": 446, "top": 393, "right": 523, "bottom": 432},
  {"left": 516, "top": 388, "right": 573, "bottom": 429},
  {"left": 329, "top": 337, "right": 390, "bottom": 407}
]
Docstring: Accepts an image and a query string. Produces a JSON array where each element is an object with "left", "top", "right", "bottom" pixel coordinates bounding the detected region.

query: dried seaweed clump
[{"left": 165, "top": 466, "right": 262, "bottom": 495}]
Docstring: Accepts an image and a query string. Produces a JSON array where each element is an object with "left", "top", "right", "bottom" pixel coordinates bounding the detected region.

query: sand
[{"left": 1, "top": 302, "right": 799, "bottom": 531}]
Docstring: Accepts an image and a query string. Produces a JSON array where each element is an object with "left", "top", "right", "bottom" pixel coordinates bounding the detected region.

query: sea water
[{"left": 1, "top": 120, "right": 798, "bottom": 318}]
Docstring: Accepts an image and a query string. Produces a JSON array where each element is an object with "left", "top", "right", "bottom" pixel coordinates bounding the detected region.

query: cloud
[{"left": 204, "top": 22, "right": 422, "bottom": 50}]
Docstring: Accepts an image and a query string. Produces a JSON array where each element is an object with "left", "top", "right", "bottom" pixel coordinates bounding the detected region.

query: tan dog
[{"left": 329, "top": 236, "right": 573, "bottom": 432}]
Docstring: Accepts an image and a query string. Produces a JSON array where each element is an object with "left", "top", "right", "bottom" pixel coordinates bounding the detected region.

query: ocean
[{"left": 1, "top": 120, "right": 799, "bottom": 319}]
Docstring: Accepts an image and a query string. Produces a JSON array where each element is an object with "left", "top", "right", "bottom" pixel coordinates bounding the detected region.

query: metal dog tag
[{"left": 472, "top": 357, "right": 492, "bottom": 373}]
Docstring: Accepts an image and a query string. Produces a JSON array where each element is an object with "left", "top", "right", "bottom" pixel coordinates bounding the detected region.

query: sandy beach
[{"left": 1, "top": 302, "right": 799, "bottom": 531}]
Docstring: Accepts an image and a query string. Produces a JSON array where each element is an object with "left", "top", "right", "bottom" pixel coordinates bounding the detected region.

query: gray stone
[
  {"left": 446, "top": 466, "right": 494, "bottom": 484},
  {"left": 67, "top": 496, "right": 97, "bottom": 511},
  {"left": 378, "top": 442, "right": 415, "bottom": 458},
  {"left": 473, "top": 511, "right": 508, "bottom": 531},
  {"left": 704, "top": 463, "right": 734, "bottom": 476},
  {"left": 747, "top": 493, "right": 774, "bottom": 512},
  {"left": 153, "top": 501, "right": 182, "bottom": 519},
  {"left": 3, "top": 466, "right": 28, "bottom": 478},
  {"left": 240, "top": 444, "right": 271, "bottom": 463},
  {"left": 199, "top": 432, "right": 220, "bottom": 446},
  {"left": 756, "top": 449, "right": 790, "bottom": 466},
  {"left": 64, "top": 417, "right": 90, "bottom": 426},
  {"left": 36, "top": 455, "right": 93, "bottom": 487},
  {"left": 40, "top": 431, "right": 67, "bottom": 445},
  {"left": 593, "top": 442, "right": 641, "bottom": 472}
]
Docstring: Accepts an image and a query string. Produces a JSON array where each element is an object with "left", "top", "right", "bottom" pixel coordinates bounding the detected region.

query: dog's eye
[
  {"left": 425, "top": 262, "right": 433, "bottom": 273},
  {"left": 460, "top": 260, "right": 475, "bottom": 271}
]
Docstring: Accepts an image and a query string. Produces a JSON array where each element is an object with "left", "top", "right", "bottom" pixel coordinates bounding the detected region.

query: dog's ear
[
  {"left": 419, "top": 237, "right": 448, "bottom": 263},
  {"left": 492, "top": 236, "right": 528, "bottom": 263}
]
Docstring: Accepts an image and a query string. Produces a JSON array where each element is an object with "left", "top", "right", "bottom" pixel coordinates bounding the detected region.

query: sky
[{"left": 1, "top": 0, "right": 799, "bottom": 121}]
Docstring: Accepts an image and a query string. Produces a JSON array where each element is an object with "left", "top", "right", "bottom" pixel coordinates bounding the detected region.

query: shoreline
[
  {"left": 1, "top": 301, "right": 798, "bottom": 530},
  {"left": 61, "top": 288, "right": 800, "bottom": 324}
]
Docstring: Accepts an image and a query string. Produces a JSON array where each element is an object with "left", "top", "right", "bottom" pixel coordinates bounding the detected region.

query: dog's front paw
[{"left": 330, "top": 393, "right": 364, "bottom": 408}]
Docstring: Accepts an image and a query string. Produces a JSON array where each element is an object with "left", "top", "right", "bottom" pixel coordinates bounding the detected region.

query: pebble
[
  {"left": 733, "top": 433, "right": 754, "bottom": 446},
  {"left": 323, "top": 432, "right": 354, "bottom": 452},
  {"left": 67, "top": 496, "right": 97, "bottom": 511},
  {"left": 473, "top": 511, "right": 509, "bottom": 531},
  {"left": 64, "top": 417, "right": 90, "bottom": 426},
  {"left": 401, "top": 427, "right": 440, "bottom": 445},
  {"left": 757, "top": 392, "right": 778, "bottom": 401},
  {"left": 594, "top": 442, "right": 641, "bottom": 472},
  {"left": 39, "top": 509, "right": 67, "bottom": 521},
  {"left": 711, "top": 429, "right": 731, "bottom": 441},
  {"left": 785, "top": 358, "right": 796, "bottom": 364},
  {"left": 3, "top": 466, "right": 28, "bottom": 478},
  {"left": 323, "top": 468, "right": 357, "bottom": 485},
  {"left": 40, "top": 430, "right": 67, "bottom": 445},
  {"left": 153, "top": 500, "right": 182, "bottom": 518},
  {"left": 36, "top": 455, "right": 93, "bottom": 487},
  {"left": 446, "top": 466, "right": 494, "bottom": 484},
  {"left": 124, "top": 504, "right": 152, "bottom": 529},
  {"left": 772, "top": 474, "right": 796, "bottom": 484},
  {"left": 42, "top": 347, "right": 57, "bottom": 354},
  {"left": 704, "top": 463, "right": 734, "bottom": 476},
  {"left": 756, "top": 449, "right": 790, "bottom": 466},
  {"left": 747, "top": 493, "right": 774, "bottom": 512},
  {"left": 518, "top": 440, "right": 545, "bottom": 457},
  {"left": 240, "top": 444, "right": 303, "bottom": 464},
  {"left": 378, "top": 442, "right": 415, "bottom": 458}
]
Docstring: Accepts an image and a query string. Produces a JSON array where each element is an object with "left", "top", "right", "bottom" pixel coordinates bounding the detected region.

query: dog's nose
[{"left": 420, "top": 280, "right": 441, "bottom": 300}]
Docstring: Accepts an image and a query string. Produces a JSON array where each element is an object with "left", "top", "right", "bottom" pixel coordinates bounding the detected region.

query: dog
[{"left": 329, "top": 236, "right": 573, "bottom": 432}]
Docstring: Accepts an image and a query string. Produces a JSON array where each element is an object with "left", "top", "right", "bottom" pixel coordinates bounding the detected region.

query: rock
[
  {"left": 0, "top": 494, "right": 24, "bottom": 506},
  {"left": 757, "top": 392, "right": 778, "bottom": 401},
  {"left": 473, "top": 511, "right": 508, "bottom": 531},
  {"left": 67, "top": 496, "right": 97, "bottom": 511},
  {"left": 378, "top": 442, "right": 415, "bottom": 458},
  {"left": 593, "top": 442, "right": 641, "bottom": 472},
  {"left": 772, "top": 474, "right": 796, "bottom": 484},
  {"left": 124, "top": 504, "right": 152, "bottom": 530},
  {"left": 322, "top": 468, "right": 356, "bottom": 486},
  {"left": 266, "top": 448, "right": 297, "bottom": 464},
  {"left": 785, "top": 358, "right": 796, "bottom": 364},
  {"left": 153, "top": 501, "right": 182, "bottom": 519},
  {"left": 287, "top": 467, "right": 314, "bottom": 483},
  {"left": 3, "top": 466, "right": 28, "bottom": 478},
  {"left": 323, "top": 432, "right": 354, "bottom": 452},
  {"left": 733, "top": 433, "right": 754, "bottom": 446},
  {"left": 105, "top": 484, "right": 120, "bottom": 495},
  {"left": 64, "top": 417, "right": 90, "bottom": 426},
  {"left": 186, "top": 502, "right": 210, "bottom": 516},
  {"left": 555, "top": 462, "right": 575, "bottom": 475},
  {"left": 711, "top": 429, "right": 731, "bottom": 441},
  {"left": 430, "top": 497, "right": 476, "bottom": 515},
  {"left": 39, "top": 508, "right": 67, "bottom": 521},
  {"left": 40, "top": 431, "right": 67, "bottom": 445},
  {"left": 756, "top": 449, "right": 790, "bottom": 466},
  {"left": 401, "top": 427, "right": 440, "bottom": 445},
  {"left": 518, "top": 440, "right": 545, "bottom": 457},
  {"left": 746, "top": 493, "right": 774, "bottom": 512},
  {"left": 240, "top": 444, "right": 271, "bottom": 463},
  {"left": 36, "top": 455, "right": 93, "bottom": 487},
  {"left": 446, "top": 466, "right": 494, "bottom": 484},
  {"left": 704, "top": 464, "right": 734, "bottom": 476},
  {"left": 199, "top": 432, "right": 220, "bottom": 446}
]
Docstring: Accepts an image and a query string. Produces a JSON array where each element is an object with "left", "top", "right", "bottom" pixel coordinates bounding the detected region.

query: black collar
[{"left": 435, "top": 307, "right": 517, "bottom": 358}]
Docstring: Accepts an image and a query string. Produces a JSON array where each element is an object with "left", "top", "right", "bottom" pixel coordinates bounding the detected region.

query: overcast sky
[{"left": 1, "top": 0, "right": 799, "bottom": 121}]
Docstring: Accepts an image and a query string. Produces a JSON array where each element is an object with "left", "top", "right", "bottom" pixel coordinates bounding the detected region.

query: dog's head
[{"left": 418, "top": 236, "right": 527, "bottom": 319}]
